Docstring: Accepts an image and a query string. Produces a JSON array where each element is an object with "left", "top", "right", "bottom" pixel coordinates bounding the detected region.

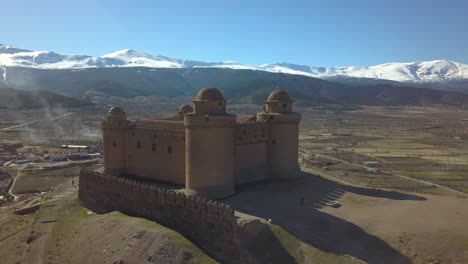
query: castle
[{"left": 102, "top": 88, "right": 301, "bottom": 199}]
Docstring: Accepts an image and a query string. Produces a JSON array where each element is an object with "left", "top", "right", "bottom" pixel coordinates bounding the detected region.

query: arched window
[
  {"left": 168, "top": 146, "right": 172, "bottom": 154},
  {"left": 152, "top": 144, "right": 156, "bottom": 152},
  {"left": 137, "top": 141, "right": 141, "bottom": 149}
]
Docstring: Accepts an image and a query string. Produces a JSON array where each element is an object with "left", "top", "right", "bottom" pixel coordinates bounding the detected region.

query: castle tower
[
  {"left": 184, "top": 88, "right": 236, "bottom": 199},
  {"left": 257, "top": 90, "right": 301, "bottom": 179},
  {"left": 177, "top": 104, "right": 193, "bottom": 120},
  {"left": 102, "top": 107, "right": 128, "bottom": 176}
]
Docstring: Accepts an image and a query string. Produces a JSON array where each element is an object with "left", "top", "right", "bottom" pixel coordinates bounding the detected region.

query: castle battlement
[
  {"left": 79, "top": 169, "right": 244, "bottom": 262},
  {"left": 79, "top": 170, "right": 236, "bottom": 218},
  {"left": 98, "top": 88, "right": 301, "bottom": 199}
]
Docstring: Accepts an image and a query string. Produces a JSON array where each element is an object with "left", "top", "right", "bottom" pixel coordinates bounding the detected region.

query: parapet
[{"left": 79, "top": 169, "right": 235, "bottom": 222}]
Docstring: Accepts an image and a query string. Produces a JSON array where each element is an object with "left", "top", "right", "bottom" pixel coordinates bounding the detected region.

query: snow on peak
[
  {"left": 0, "top": 44, "right": 32, "bottom": 54},
  {"left": 103, "top": 49, "right": 153, "bottom": 59},
  {"left": 0, "top": 43, "right": 467, "bottom": 82},
  {"left": 261, "top": 60, "right": 468, "bottom": 82}
]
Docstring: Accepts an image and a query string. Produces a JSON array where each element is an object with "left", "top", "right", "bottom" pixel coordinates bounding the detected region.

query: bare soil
[
  {"left": 226, "top": 170, "right": 468, "bottom": 264},
  {"left": 0, "top": 180, "right": 216, "bottom": 264}
]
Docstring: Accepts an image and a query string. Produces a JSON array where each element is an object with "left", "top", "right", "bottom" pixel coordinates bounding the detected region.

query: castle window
[
  {"left": 112, "top": 141, "right": 117, "bottom": 147},
  {"left": 283, "top": 104, "right": 287, "bottom": 109},
  {"left": 152, "top": 143, "right": 156, "bottom": 152},
  {"left": 168, "top": 146, "right": 172, "bottom": 154},
  {"left": 272, "top": 139, "right": 277, "bottom": 145},
  {"left": 218, "top": 101, "right": 223, "bottom": 106},
  {"left": 137, "top": 141, "right": 141, "bottom": 149}
]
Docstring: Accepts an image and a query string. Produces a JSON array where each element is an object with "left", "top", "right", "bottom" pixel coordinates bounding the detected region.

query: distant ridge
[{"left": 1, "top": 43, "right": 467, "bottom": 83}]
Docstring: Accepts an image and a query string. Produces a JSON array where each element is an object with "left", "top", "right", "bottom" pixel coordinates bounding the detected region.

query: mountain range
[
  {"left": 1, "top": 43, "right": 468, "bottom": 109},
  {"left": 1, "top": 43, "right": 468, "bottom": 85}
]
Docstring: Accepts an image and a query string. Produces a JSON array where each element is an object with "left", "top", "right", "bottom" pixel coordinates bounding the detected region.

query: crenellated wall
[{"left": 79, "top": 170, "right": 240, "bottom": 262}]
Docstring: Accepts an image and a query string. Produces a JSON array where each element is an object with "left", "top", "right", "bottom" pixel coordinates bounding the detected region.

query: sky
[{"left": 1, "top": 0, "right": 468, "bottom": 66}]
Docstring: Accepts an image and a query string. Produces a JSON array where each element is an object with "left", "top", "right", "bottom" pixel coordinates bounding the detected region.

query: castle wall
[
  {"left": 125, "top": 122, "right": 185, "bottom": 185},
  {"left": 234, "top": 122, "right": 269, "bottom": 184},
  {"left": 79, "top": 170, "right": 239, "bottom": 262}
]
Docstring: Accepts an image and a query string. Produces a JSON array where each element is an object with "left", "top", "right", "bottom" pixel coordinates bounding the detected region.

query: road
[{"left": 1, "top": 112, "right": 73, "bottom": 131}]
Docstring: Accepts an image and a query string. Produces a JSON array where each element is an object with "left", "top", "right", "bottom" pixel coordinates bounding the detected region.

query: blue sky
[{"left": 1, "top": 0, "right": 467, "bottom": 66}]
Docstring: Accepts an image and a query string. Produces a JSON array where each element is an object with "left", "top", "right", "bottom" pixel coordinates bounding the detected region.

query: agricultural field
[{"left": 299, "top": 106, "right": 468, "bottom": 196}]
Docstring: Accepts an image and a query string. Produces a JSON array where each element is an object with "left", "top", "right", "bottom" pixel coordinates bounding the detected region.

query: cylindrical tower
[
  {"left": 257, "top": 90, "right": 301, "bottom": 179},
  {"left": 102, "top": 106, "right": 128, "bottom": 176},
  {"left": 185, "top": 88, "right": 236, "bottom": 199}
]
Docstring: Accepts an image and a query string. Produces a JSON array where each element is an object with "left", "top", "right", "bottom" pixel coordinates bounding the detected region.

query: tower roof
[
  {"left": 178, "top": 104, "right": 193, "bottom": 113},
  {"left": 108, "top": 106, "right": 126, "bottom": 117},
  {"left": 195, "top": 87, "right": 225, "bottom": 101},
  {"left": 267, "top": 90, "right": 291, "bottom": 102}
]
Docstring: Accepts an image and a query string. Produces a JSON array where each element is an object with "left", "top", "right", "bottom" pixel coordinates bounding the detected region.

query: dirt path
[
  {"left": 20, "top": 181, "right": 77, "bottom": 264},
  {"left": 7, "top": 172, "right": 18, "bottom": 200},
  {"left": 1, "top": 112, "right": 73, "bottom": 131}
]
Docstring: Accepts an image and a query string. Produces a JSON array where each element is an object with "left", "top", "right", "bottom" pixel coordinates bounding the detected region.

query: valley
[{"left": 0, "top": 104, "right": 467, "bottom": 263}]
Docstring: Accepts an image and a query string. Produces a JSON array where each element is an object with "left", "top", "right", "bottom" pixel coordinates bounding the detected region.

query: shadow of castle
[{"left": 225, "top": 171, "right": 425, "bottom": 264}]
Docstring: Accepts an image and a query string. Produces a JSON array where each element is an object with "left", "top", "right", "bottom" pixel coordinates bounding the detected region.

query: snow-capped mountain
[
  {"left": 1, "top": 43, "right": 467, "bottom": 83},
  {"left": 0, "top": 43, "right": 259, "bottom": 71},
  {"left": 261, "top": 60, "right": 468, "bottom": 82}
]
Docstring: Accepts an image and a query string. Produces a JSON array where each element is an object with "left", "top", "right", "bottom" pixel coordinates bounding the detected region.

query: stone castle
[{"left": 102, "top": 87, "right": 301, "bottom": 199}]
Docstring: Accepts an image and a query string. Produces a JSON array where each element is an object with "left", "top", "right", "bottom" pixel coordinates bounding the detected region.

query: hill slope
[
  {"left": 0, "top": 87, "right": 93, "bottom": 109},
  {"left": 2, "top": 67, "right": 468, "bottom": 109}
]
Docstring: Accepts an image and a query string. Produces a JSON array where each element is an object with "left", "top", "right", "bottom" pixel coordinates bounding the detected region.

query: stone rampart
[{"left": 79, "top": 170, "right": 240, "bottom": 262}]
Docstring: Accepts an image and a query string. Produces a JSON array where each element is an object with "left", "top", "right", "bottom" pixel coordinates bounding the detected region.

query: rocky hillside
[{"left": 0, "top": 87, "right": 93, "bottom": 109}]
